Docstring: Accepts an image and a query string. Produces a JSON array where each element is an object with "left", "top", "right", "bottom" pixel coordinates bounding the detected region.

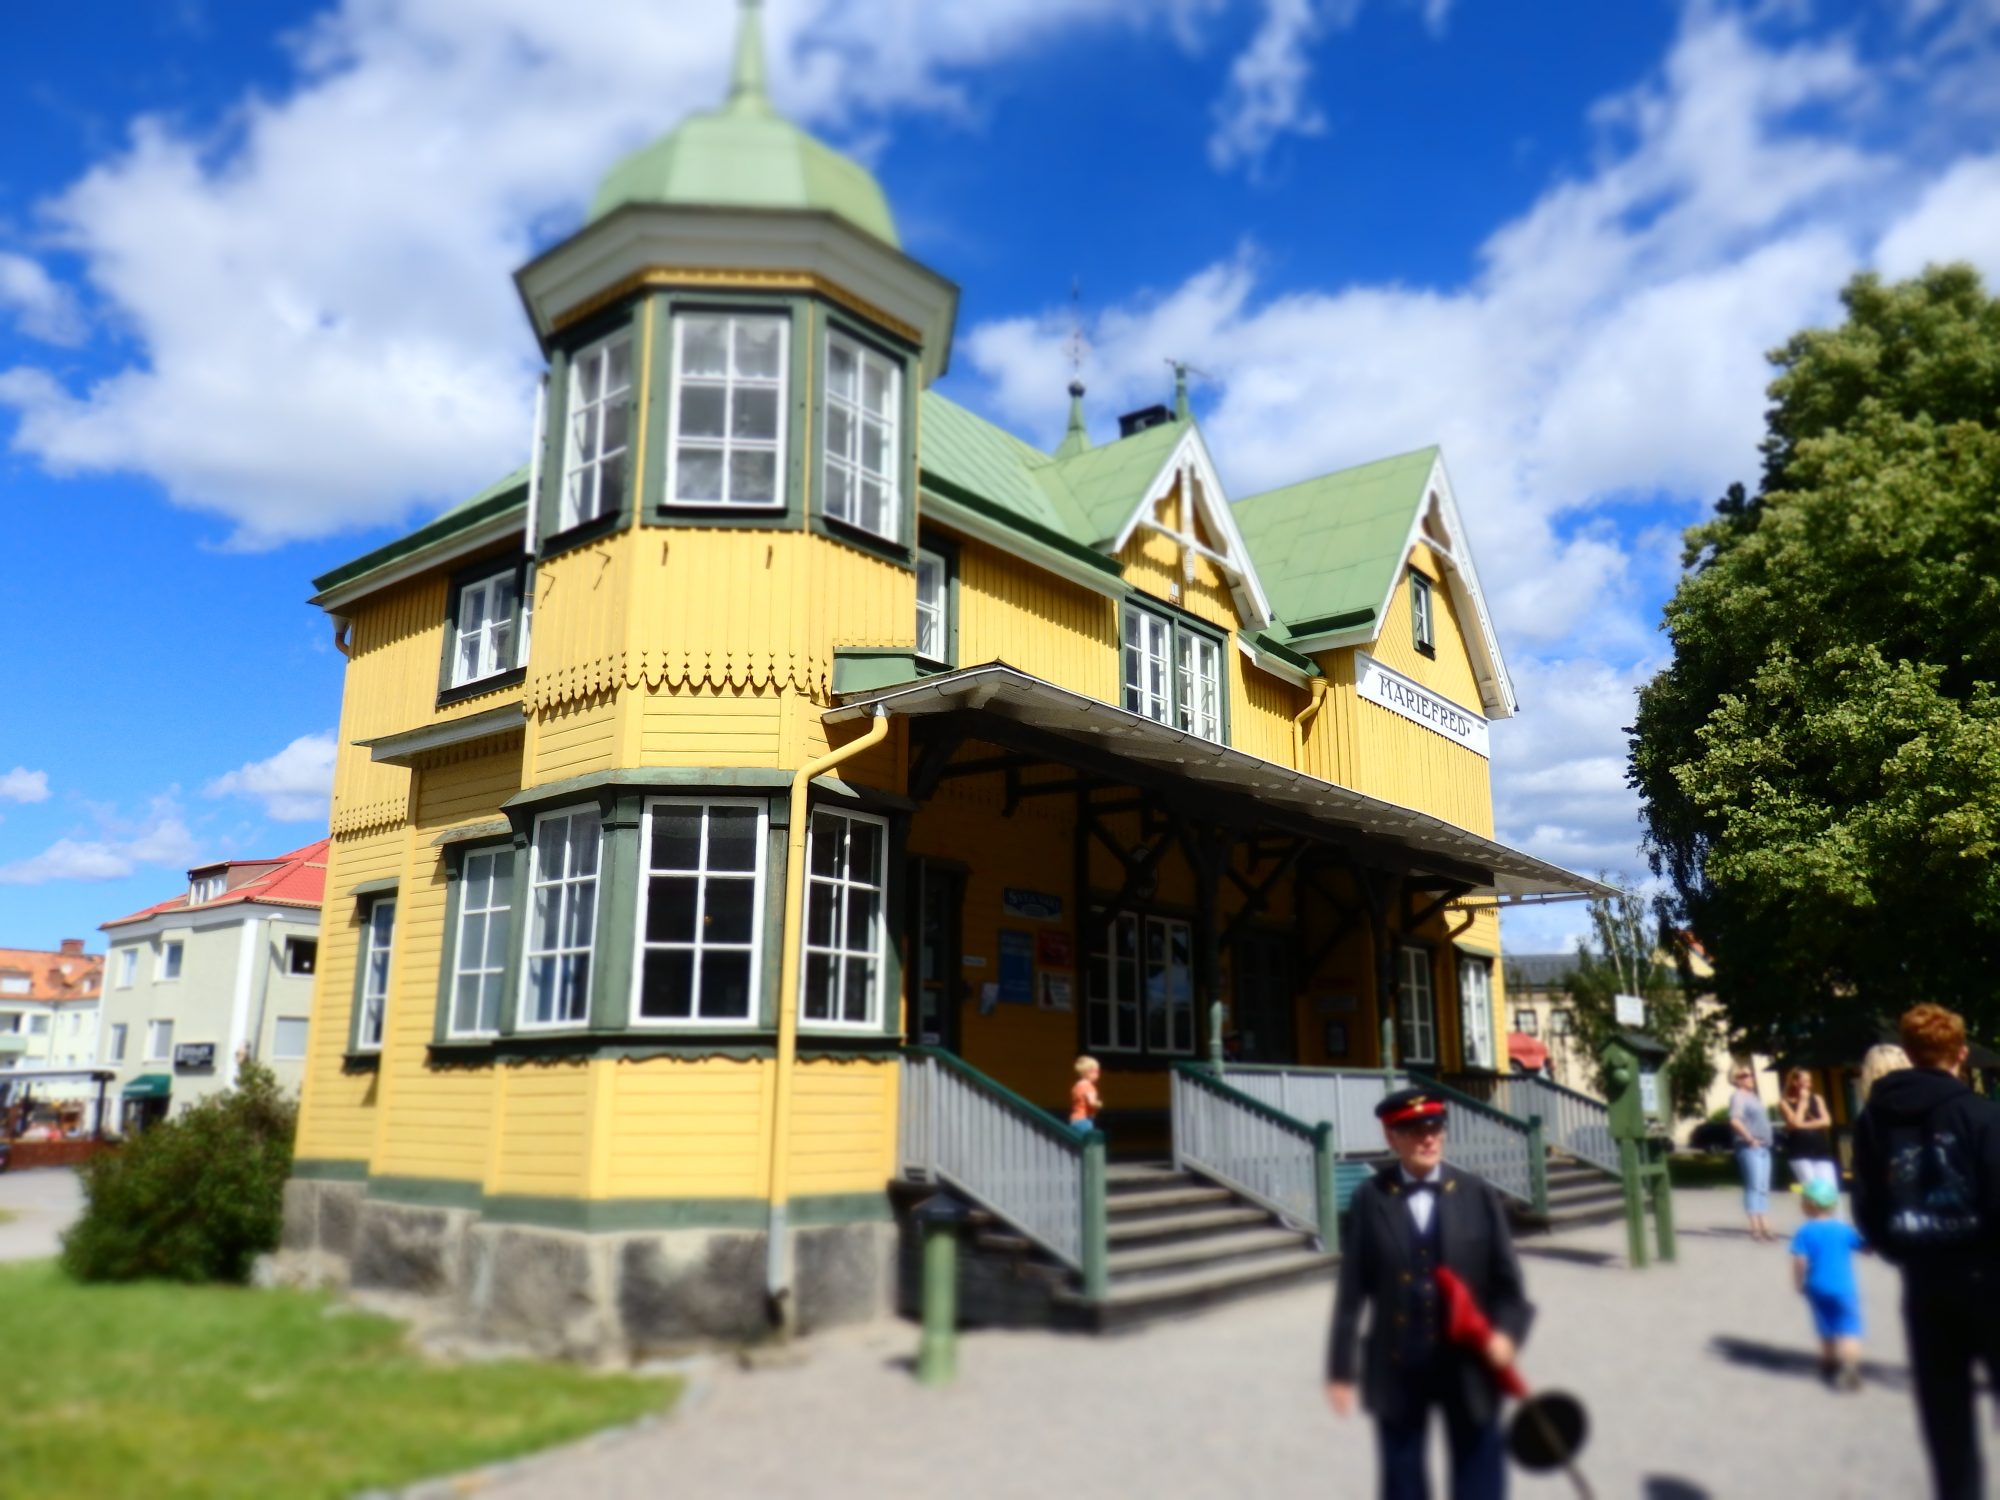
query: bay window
[
  {"left": 669, "top": 313, "right": 786, "bottom": 509},
  {"left": 800, "top": 809, "right": 886, "bottom": 1028},
  {"left": 636, "top": 800, "right": 767, "bottom": 1025},
  {"left": 823, "top": 332, "right": 899, "bottom": 540},
  {"left": 520, "top": 810, "right": 600, "bottom": 1028},
  {"left": 448, "top": 847, "right": 514, "bottom": 1038},
  {"left": 561, "top": 332, "right": 633, "bottom": 530}
]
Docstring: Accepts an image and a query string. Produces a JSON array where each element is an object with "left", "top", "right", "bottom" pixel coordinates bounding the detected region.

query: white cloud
[
  {"left": 0, "top": 796, "right": 199, "bottom": 886},
  {"left": 1876, "top": 153, "right": 2000, "bottom": 283},
  {"left": 0, "top": 768, "right": 51, "bottom": 805},
  {"left": 205, "top": 733, "right": 337, "bottom": 823},
  {"left": 0, "top": 254, "right": 85, "bottom": 346}
]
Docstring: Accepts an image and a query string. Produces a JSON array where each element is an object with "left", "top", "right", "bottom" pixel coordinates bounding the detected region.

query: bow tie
[{"left": 1405, "top": 1179, "right": 1440, "bottom": 1196}]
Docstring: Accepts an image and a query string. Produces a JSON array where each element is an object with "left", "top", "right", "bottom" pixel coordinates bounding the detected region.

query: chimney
[{"left": 59, "top": 939, "right": 84, "bottom": 957}]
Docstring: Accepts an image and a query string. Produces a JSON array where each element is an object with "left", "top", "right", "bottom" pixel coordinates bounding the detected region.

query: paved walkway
[
  {"left": 484, "top": 1188, "right": 1927, "bottom": 1499},
  {"left": 0, "top": 1167, "right": 82, "bottom": 1262}
]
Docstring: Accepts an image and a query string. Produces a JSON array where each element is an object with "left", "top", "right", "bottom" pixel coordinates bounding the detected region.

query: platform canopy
[{"left": 827, "top": 664, "right": 1612, "bottom": 905}]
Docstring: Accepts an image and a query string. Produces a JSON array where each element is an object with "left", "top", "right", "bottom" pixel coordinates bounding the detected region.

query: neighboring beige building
[
  {"left": 0, "top": 940, "right": 108, "bottom": 1125},
  {"left": 97, "top": 842, "right": 328, "bottom": 1130}
]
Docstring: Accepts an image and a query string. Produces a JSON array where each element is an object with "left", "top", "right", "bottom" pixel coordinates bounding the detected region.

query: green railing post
[
  {"left": 1620, "top": 1137, "right": 1648, "bottom": 1269},
  {"left": 1651, "top": 1141, "right": 1677, "bottom": 1263},
  {"left": 914, "top": 1193, "right": 972, "bottom": 1386},
  {"left": 1312, "top": 1121, "right": 1340, "bottom": 1256},
  {"left": 1080, "top": 1129, "right": 1109, "bottom": 1301},
  {"left": 1526, "top": 1115, "right": 1550, "bottom": 1219}
]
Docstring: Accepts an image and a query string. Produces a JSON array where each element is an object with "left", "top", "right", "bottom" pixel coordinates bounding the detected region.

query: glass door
[{"left": 912, "top": 861, "right": 964, "bottom": 1052}]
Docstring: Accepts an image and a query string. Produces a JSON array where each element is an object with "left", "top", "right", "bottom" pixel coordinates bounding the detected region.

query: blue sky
[{"left": 2, "top": 0, "right": 1998, "bottom": 957}]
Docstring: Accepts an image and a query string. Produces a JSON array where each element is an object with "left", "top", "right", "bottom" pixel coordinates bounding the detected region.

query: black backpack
[{"left": 1878, "top": 1112, "right": 1984, "bottom": 1256}]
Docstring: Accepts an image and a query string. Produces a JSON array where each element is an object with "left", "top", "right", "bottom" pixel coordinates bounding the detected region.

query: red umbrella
[{"left": 1436, "top": 1267, "right": 1594, "bottom": 1498}]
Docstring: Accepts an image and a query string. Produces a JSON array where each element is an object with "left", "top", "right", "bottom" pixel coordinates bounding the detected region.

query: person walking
[
  {"left": 1780, "top": 1068, "right": 1839, "bottom": 1197},
  {"left": 1326, "top": 1087, "right": 1533, "bottom": 1499},
  {"left": 1852, "top": 1004, "right": 2000, "bottom": 1500},
  {"left": 1729, "top": 1065, "right": 1778, "bottom": 1241}
]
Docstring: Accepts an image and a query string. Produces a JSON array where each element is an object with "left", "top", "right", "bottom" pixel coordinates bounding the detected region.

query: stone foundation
[{"left": 278, "top": 1179, "right": 897, "bottom": 1362}]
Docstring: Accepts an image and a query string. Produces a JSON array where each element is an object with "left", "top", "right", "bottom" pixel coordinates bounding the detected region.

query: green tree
[
  {"left": 1561, "top": 883, "right": 1717, "bottom": 1120},
  {"left": 1632, "top": 265, "right": 2000, "bottom": 1049},
  {"left": 63, "top": 1058, "right": 298, "bottom": 1284}
]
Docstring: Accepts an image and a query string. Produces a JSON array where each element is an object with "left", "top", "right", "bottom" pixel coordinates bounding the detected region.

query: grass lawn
[
  {"left": 1668, "top": 1152, "right": 1746, "bottom": 1189},
  {"left": 0, "top": 1260, "right": 678, "bottom": 1500},
  {"left": 0, "top": 1207, "right": 15, "bottom": 1225}
]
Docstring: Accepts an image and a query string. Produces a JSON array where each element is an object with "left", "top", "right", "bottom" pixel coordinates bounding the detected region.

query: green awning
[{"left": 121, "top": 1074, "right": 171, "bottom": 1100}]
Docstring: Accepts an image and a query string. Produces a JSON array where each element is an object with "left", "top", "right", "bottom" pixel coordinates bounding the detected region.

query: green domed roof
[{"left": 586, "top": 1, "right": 900, "bottom": 248}]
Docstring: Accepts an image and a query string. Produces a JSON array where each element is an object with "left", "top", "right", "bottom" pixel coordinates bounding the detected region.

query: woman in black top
[{"left": 1781, "top": 1067, "right": 1838, "bottom": 1196}]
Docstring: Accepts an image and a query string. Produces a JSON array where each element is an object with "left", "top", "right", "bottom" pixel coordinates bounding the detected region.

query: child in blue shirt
[{"left": 1791, "top": 1176, "right": 1866, "bottom": 1390}]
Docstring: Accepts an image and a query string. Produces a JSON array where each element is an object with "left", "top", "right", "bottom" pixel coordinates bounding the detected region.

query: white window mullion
[
  {"left": 670, "top": 314, "right": 787, "bottom": 509},
  {"left": 635, "top": 800, "right": 767, "bottom": 1026},
  {"left": 358, "top": 899, "right": 396, "bottom": 1052},
  {"left": 449, "top": 849, "right": 514, "bottom": 1038},
  {"left": 824, "top": 333, "right": 900, "bottom": 541},
  {"left": 561, "top": 334, "right": 633, "bottom": 530},
  {"left": 520, "top": 810, "right": 600, "bottom": 1029},
  {"left": 800, "top": 810, "right": 886, "bottom": 1030},
  {"left": 915, "top": 548, "right": 946, "bottom": 662}
]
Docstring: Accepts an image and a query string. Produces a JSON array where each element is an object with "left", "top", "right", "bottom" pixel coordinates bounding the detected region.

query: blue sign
[
  {"left": 997, "top": 929, "right": 1036, "bottom": 1005},
  {"left": 1002, "top": 888, "right": 1064, "bottom": 922}
]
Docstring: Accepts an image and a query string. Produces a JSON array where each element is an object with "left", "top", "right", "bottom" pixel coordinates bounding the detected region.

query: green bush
[{"left": 63, "top": 1059, "right": 298, "bottom": 1284}]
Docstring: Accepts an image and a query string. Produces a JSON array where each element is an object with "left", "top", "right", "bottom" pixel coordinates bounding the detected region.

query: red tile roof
[
  {"left": 0, "top": 945, "right": 106, "bottom": 1003},
  {"left": 101, "top": 839, "right": 330, "bottom": 929}
]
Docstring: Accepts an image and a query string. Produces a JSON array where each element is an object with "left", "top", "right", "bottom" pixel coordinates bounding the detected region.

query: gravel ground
[
  {"left": 0, "top": 1166, "right": 81, "bottom": 1262},
  {"left": 480, "top": 1187, "right": 1932, "bottom": 1500}
]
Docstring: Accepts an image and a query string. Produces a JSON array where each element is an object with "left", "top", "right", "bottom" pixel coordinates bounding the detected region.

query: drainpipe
[
  {"left": 1291, "top": 676, "right": 1328, "bottom": 770},
  {"left": 766, "top": 705, "right": 892, "bottom": 1329}
]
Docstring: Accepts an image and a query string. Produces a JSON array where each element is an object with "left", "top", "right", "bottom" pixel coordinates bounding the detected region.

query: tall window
[
  {"left": 521, "top": 810, "right": 600, "bottom": 1027},
  {"left": 1086, "top": 911, "right": 1194, "bottom": 1057},
  {"left": 823, "top": 333, "right": 898, "bottom": 539},
  {"left": 158, "top": 940, "right": 183, "bottom": 982},
  {"left": 1122, "top": 608, "right": 1171, "bottom": 724},
  {"left": 915, "top": 547, "right": 948, "bottom": 664},
  {"left": 449, "top": 848, "right": 515, "bottom": 1038},
  {"left": 801, "top": 810, "right": 886, "bottom": 1028},
  {"left": 108, "top": 1022, "right": 128, "bottom": 1062},
  {"left": 357, "top": 898, "right": 395, "bottom": 1052},
  {"left": 561, "top": 332, "right": 633, "bottom": 529},
  {"left": 146, "top": 1019, "right": 175, "bottom": 1061},
  {"left": 1123, "top": 605, "right": 1223, "bottom": 743},
  {"left": 637, "top": 801, "right": 766, "bottom": 1025},
  {"left": 1410, "top": 568, "right": 1436, "bottom": 656},
  {"left": 1458, "top": 955, "right": 1495, "bottom": 1069},
  {"left": 115, "top": 949, "right": 135, "bottom": 987},
  {"left": 1397, "top": 944, "right": 1436, "bottom": 1064},
  {"left": 452, "top": 569, "right": 519, "bottom": 687},
  {"left": 670, "top": 313, "right": 786, "bottom": 508}
]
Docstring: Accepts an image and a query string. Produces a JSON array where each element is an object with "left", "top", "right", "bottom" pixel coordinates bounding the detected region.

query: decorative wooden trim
[{"left": 551, "top": 268, "right": 923, "bottom": 349}]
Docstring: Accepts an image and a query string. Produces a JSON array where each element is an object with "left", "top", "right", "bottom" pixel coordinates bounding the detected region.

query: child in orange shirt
[{"left": 1070, "top": 1056, "right": 1102, "bottom": 1131}]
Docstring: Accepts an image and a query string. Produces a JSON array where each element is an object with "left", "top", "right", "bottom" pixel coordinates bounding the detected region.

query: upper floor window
[
  {"left": 823, "top": 333, "right": 899, "bottom": 540},
  {"left": 284, "top": 938, "right": 317, "bottom": 977},
  {"left": 0, "top": 1013, "right": 18, "bottom": 1034},
  {"left": 29, "top": 1014, "right": 49, "bottom": 1035},
  {"left": 115, "top": 949, "right": 136, "bottom": 988},
  {"left": 1550, "top": 1008, "right": 1574, "bottom": 1037},
  {"left": 915, "top": 547, "right": 949, "bottom": 665},
  {"left": 800, "top": 809, "right": 887, "bottom": 1029},
  {"left": 1513, "top": 1008, "right": 1540, "bottom": 1037},
  {"left": 669, "top": 314, "right": 786, "bottom": 509},
  {"left": 146, "top": 1019, "right": 174, "bottom": 1061},
  {"left": 0, "top": 974, "right": 26, "bottom": 996},
  {"left": 449, "top": 565, "right": 521, "bottom": 689},
  {"left": 272, "top": 1017, "right": 310, "bottom": 1061},
  {"left": 1122, "top": 605, "right": 1223, "bottom": 743},
  {"left": 109, "top": 1022, "right": 128, "bottom": 1062},
  {"left": 1410, "top": 568, "right": 1436, "bottom": 658},
  {"left": 356, "top": 899, "right": 395, "bottom": 1052},
  {"left": 448, "top": 847, "right": 514, "bottom": 1039},
  {"left": 1397, "top": 944, "right": 1436, "bottom": 1064},
  {"left": 561, "top": 332, "right": 633, "bottom": 530},
  {"left": 157, "top": 940, "right": 183, "bottom": 982},
  {"left": 636, "top": 800, "right": 767, "bottom": 1026},
  {"left": 521, "top": 809, "right": 601, "bottom": 1029},
  {"left": 189, "top": 874, "right": 224, "bottom": 905}
]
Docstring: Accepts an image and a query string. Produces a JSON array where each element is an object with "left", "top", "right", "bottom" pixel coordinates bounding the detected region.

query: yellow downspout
[
  {"left": 1291, "top": 676, "right": 1328, "bottom": 770},
  {"left": 766, "top": 704, "right": 891, "bottom": 1328}
]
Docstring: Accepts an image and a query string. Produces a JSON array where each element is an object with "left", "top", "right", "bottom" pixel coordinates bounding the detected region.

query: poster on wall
[
  {"left": 1039, "top": 972, "right": 1074, "bottom": 1012},
  {"left": 1002, "top": 888, "right": 1064, "bottom": 922},
  {"left": 1037, "top": 929, "right": 1074, "bottom": 968},
  {"left": 998, "top": 929, "right": 1036, "bottom": 1004}
]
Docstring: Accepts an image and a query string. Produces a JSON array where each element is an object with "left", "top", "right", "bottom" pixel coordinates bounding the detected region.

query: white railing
[
  {"left": 899, "top": 1048, "right": 1088, "bottom": 1269},
  {"left": 1219, "top": 1066, "right": 1394, "bottom": 1158},
  {"left": 1445, "top": 1072, "right": 1620, "bottom": 1178},
  {"left": 1172, "top": 1067, "right": 1327, "bottom": 1239}
]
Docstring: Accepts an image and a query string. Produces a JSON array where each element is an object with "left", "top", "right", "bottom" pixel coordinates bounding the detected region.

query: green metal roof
[
  {"left": 1041, "top": 418, "right": 1188, "bottom": 544},
  {"left": 312, "top": 467, "right": 528, "bottom": 596},
  {"left": 1232, "top": 446, "right": 1438, "bottom": 636},
  {"left": 918, "top": 392, "right": 1086, "bottom": 540},
  {"left": 586, "top": 3, "right": 899, "bottom": 247}
]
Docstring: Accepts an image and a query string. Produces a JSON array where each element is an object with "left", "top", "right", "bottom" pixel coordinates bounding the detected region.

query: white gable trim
[
  {"left": 1105, "top": 427, "right": 1276, "bottom": 631},
  {"left": 1367, "top": 454, "right": 1515, "bottom": 720}
]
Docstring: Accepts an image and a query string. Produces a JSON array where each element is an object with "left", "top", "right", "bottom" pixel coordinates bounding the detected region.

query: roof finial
[
  {"left": 1171, "top": 360, "right": 1191, "bottom": 421},
  {"left": 728, "top": 0, "right": 772, "bottom": 115},
  {"left": 1057, "top": 279, "right": 1093, "bottom": 459}
]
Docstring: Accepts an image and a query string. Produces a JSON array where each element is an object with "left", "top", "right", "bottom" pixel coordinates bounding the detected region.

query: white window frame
[
  {"left": 1086, "top": 910, "right": 1194, "bottom": 1058},
  {"left": 666, "top": 312, "right": 789, "bottom": 511},
  {"left": 822, "top": 330, "right": 900, "bottom": 541},
  {"left": 271, "top": 1016, "right": 310, "bottom": 1062},
  {"left": 1410, "top": 568, "right": 1435, "bottom": 654},
  {"left": 1175, "top": 630, "right": 1223, "bottom": 741},
  {"left": 0, "top": 976, "right": 27, "bottom": 996},
  {"left": 157, "top": 939, "right": 183, "bottom": 983},
  {"left": 518, "top": 808, "right": 601, "bottom": 1031},
  {"left": 115, "top": 948, "right": 136, "bottom": 988},
  {"left": 1514, "top": 1008, "right": 1540, "bottom": 1038},
  {"left": 1397, "top": 944, "right": 1436, "bottom": 1065},
  {"left": 108, "top": 1022, "right": 129, "bottom": 1063},
  {"left": 1551, "top": 1008, "right": 1573, "bottom": 1037},
  {"left": 189, "top": 874, "right": 224, "bottom": 905},
  {"left": 28, "top": 1014, "right": 49, "bottom": 1035},
  {"left": 448, "top": 846, "right": 516, "bottom": 1040},
  {"left": 145, "top": 1019, "right": 175, "bottom": 1062},
  {"left": 915, "top": 547, "right": 948, "bottom": 665},
  {"left": 450, "top": 567, "right": 520, "bottom": 688},
  {"left": 633, "top": 799, "right": 770, "bottom": 1028},
  {"left": 560, "top": 330, "right": 634, "bottom": 531},
  {"left": 357, "top": 898, "right": 395, "bottom": 1053},
  {"left": 1458, "top": 954, "right": 1495, "bottom": 1070},
  {"left": 1121, "top": 606, "right": 1172, "bottom": 725},
  {"left": 799, "top": 808, "right": 889, "bottom": 1031}
]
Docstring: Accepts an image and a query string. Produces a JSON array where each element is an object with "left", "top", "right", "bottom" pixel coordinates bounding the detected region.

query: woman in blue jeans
[{"left": 1729, "top": 1064, "right": 1777, "bottom": 1241}]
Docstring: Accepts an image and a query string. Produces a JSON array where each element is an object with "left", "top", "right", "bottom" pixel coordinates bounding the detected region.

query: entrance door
[
  {"left": 912, "top": 861, "right": 965, "bottom": 1052},
  {"left": 1232, "top": 931, "right": 1297, "bottom": 1064}
]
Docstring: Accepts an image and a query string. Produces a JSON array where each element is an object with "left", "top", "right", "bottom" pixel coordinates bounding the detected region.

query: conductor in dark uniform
[{"left": 1326, "top": 1088, "right": 1534, "bottom": 1499}]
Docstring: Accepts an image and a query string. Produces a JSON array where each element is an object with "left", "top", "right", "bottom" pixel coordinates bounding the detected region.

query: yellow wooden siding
[
  {"left": 787, "top": 1059, "right": 898, "bottom": 1197},
  {"left": 1231, "top": 645, "right": 1302, "bottom": 767},
  {"left": 528, "top": 690, "right": 621, "bottom": 785},
  {"left": 491, "top": 1064, "right": 594, "bottom": 1197},
  {"left": 952, "top": 533, "right": 1117, "bottom": 700},
  {"left": 640, "top": 685, "right": 784, "bottom": 766},
  {"left": 1372, "top": 541, "right": 1484, "bottom": 710},
  {"left": 602, "top": 1057, "right": 772, "bottom": 1199},
  {"left": 1114, "top": 481, "right": 1237, "bottom": 632}
]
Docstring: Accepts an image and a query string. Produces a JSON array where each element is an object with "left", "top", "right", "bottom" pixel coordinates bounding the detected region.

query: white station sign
[{"left": 1354, "top": 652, "right": 1490, "bottom": 758}]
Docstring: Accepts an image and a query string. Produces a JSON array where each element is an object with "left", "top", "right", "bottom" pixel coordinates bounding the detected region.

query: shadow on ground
[
  {"left": 1708, "top": 1335, "right": 1911, "bottom": 1393},
  {"left": 1643, "top": 1477, "right": 1713, "bottom": 1499},
  {"left": 1518, "top": 1245, "right": 1623, "bottom": 1270}
]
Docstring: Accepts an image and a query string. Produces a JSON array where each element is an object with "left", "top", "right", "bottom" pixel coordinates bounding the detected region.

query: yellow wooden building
[{"left": 283, "top": 2, "right": 1605, "bottom": 1349}]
